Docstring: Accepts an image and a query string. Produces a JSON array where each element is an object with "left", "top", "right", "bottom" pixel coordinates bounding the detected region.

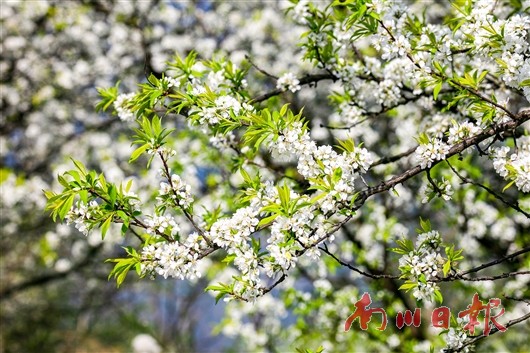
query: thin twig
[
  {"left": 370, "top": 146, "right": 417, "bottom": 168},
  {"left": 320, "top": 244, "right": 399, "bottom": 279},
  {"left": 245, "top": 54, "right": 278, "bottom": 79},
  {"left": 459, "top": 246, "right": 530, "bottom": 277},
  {"left": 251, "top": 73, "right": 336, "bottom": 103},
  {"left": 446, "top": 160, "right": 530, "bottom": 218},
  {"left": 504, "top": 295, "right": 530, "bottom": 305}
]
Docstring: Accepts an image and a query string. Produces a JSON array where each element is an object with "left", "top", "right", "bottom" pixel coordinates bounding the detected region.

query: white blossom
[
  {"left": 276, "top": 72, "right": 301, "bottom": 93},
  {"left": 415, "top": 138, "right": 450, "bottom": 169}
]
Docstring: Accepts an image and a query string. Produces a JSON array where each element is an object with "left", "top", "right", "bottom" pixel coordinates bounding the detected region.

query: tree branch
[
  {"left": 446, "top": 160, "right": 530, "bottom": 218},
  {"left": 358, "top": 109, "right": 530, "bottom": 205},
  {"left": 251, "top": 73, "right": 336, "bottom": 103},
  {"left": 319, "top": 243, "right": 399, "bottom": 279}
]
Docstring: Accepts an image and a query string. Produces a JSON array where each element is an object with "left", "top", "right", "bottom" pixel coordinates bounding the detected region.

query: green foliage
[
  {"left": 107, "top": 246, "right": 143, "bottom": 287},
  {"left": 295, "top": 346, "right": 325, "bottom": 353},
  {"left": 95, "top": 81, "right": 120, "bottom": 112}
]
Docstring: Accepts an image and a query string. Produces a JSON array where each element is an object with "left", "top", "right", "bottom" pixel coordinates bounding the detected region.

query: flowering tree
[
  {"left": 6, "top": 0, "right": 530, "bottom": 352},
  {"left": 1, "top": 1, "right": 305, "bottom": 351}
]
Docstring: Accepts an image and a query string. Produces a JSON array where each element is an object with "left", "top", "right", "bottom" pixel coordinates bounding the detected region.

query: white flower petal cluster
[
  {"left": 196, "top": 95, "right": 254, "bottom": 126},
  {"left": 458, "top": 1, "right": 530, "bottom": 100},
  {"left": 398, "top": 230, "right": 444, "bottom": 302},
  {"left": 265, "top": 206, "right": 327, "bottom": 275},
  {"left": 381, "top": 34, "right": 411, "bottom": 61},
  {"left": 416, "top": 230, "right": 442, "bottom": 249},
  {"left": 113, "top": 92, "right": 136, "bottom": 122},
  {"left": 415, "top": 138, "right": 450, "bottom": 169},
  {"left": 160, "top": 76, "right": 179, "bottom": 89},
  {"left": 441, "top": 328, "right": 469, "bottom": 353},
  {"left": 158, "top": 174, "right": 194, "bottom": 208},
  {"left": 276, "top": 72, "right": 301, "bottom": 93},
  {"left": 271, "top": 122, "right": 373, "bottom": 190},
  {"left": 141, "top": 233, "right": 207, "bottom": 280},
  {"left": 208, "top": 205, "right": 260, "bottom": 249},
  {"left": 491, "top": 137, "right": 530, "bottom": 193},
  {"left": 144, "top": 215, "right": 180, "bottom": 237},
  {"left": 421, "top": 177, "right": 454, "bottom": 204},
  {"left": 412, "top": 281, "right": 437, "bottom": 302},
  {"left": 290, "top": 0, "right": 310, "bottom": 25},
  {"left": 66, "top": 201, "right": 99, "bottom": 236},
  {"left": 206, "top": 205, "right": 263, "bottom": 299},
  {"left": 447, "top": 120, "right": 482, "bottom": 145}
]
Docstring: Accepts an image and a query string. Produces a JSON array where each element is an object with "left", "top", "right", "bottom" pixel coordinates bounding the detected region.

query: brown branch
[
  {"left": 504, "top": 295, "right": 530, "bottom": 305},
  {"left": 446, "top": 160, "right": 530, "bottom": 218},
  {"left": 357, "top": 109, "right": 530, "bottom": 204},
  {"left": 320, "top": 243, "right": 399, "bottom": 279},
  {"left": 458, "top": 245, "right": 530, "bottom": 277},
  {"left": 442, "top": 271, "right": 530, "bottom": 282},
  {"left": 251, "top": 73, "right": 336, "bottom": 103},
  {"left": 245, "top": 54, "right": 278, "bottom": 79}
]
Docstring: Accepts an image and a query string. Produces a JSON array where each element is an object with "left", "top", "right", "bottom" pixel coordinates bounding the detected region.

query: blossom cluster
[
  {"left": 442, "top": 327, "right": 470, "bottom": 353},
  {"left": 113, "top": 93, "right": 136, "bottom": 122},
  {"left": 271, "top": 122, "right": 373, "bottom": 190},
  {"left": 491, "top": 136, "right": 530, "bottom": 193},
  {"left": 158, "top": 174, "right": 194, "bottom": 209},
  {"left": 65, "top": 201, "right": 100, "bottom": 236},
  {"left": 398, "top": 230, "right": 444, "bottom": 302},
  {"left": 457, "top": 2, "right": 530, "bottom": 101},
  {"left": 447, "top": 120, "right": 482, "bottom": 145},
  {"left": 140, "top": 232, "right": 208, "bottom": 280},
  {"left": 195, "top": 95, "right": 254, "bottom": 126},
  {"left": 415, "top": 137, "right": 450, "bottom": 169},
  {"left": 144, "top": 215, "right": 179, "bottom": 237},
  {"left": 34, "top": 0, "right": 530, "bottom": 350},
  {"left": 276, "top": 72, "right": 301, "bottom": 93},
  {"left": 421, "top": 177, "right": 454, "bottom": 204}
]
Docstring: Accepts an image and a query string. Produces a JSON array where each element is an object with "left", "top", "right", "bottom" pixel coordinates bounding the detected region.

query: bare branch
[
  {"left": 320, "top": 244, "right": 399, "bottom": 279},
  {"left": 459, "top": 245, "right": 530, "bottom": 277},
  {"left": 446, "top": 160, "right": 530, "bottom": 218},
  {"left": 251, "top": 73, "right": 337, "bottom": 103}
]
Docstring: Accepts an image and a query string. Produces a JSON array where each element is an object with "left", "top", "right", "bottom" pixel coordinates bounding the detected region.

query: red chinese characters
[
  {"left": 344, "top": 292, "right": 387, "bottom": 331},
  {"left": 396, "top": 308, "right": 421, "bottom": 329},
  {"left": 344, "top": 292, "right": 506, "bottom": 336},
  {"left": 458, "top": 293, "right": 506, "bottom": 336},
  {"left": 431, "top": 306, "right": 450, "bottom": 329}
]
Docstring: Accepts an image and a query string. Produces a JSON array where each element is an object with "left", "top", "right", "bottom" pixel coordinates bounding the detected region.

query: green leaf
[
  {"left": 129, "top": 144, "right": 150, "bottom": 163},
  {"left": 222, "top": 254, "right": 237, "bottom": 264},
  {"left": 502, "top": 180, "right": 515, "bottom": 192},
  {"left": 443, "top": 260, "right": 451, "bottom": 277},
  {"left": 419, "top": 217, "right": 431, "bottom": 232},
  {"left": 101, "top": 214, "right": 113, "bottom": 239},
  {"left": 433, "top": 81, "right": 443, "bottom": 100},
  {"left": 519, "top": 79, "right": 530, "bottom": 87},
  {"left": 434, "top": 289, "right": 443, "bottom": 304},
  {"left": 399, "top": 282, "right": 417, "bottom": 291},
  {"left": 108, "top": 184, "right": 117, "bottom": 205},
  {"left": 257, "top": 213, "right": 279, "bottom": 228},
  {"left": 70, "top": 158, "right": 87, "bottom": 175},
  {"left": 58, "top": 194, "right": 75, "bottom": 220}
]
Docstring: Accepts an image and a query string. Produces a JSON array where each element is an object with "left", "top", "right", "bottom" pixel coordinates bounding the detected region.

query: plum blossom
[{"left": 276, "top": 72, "right": 301, "bottom": 93}]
